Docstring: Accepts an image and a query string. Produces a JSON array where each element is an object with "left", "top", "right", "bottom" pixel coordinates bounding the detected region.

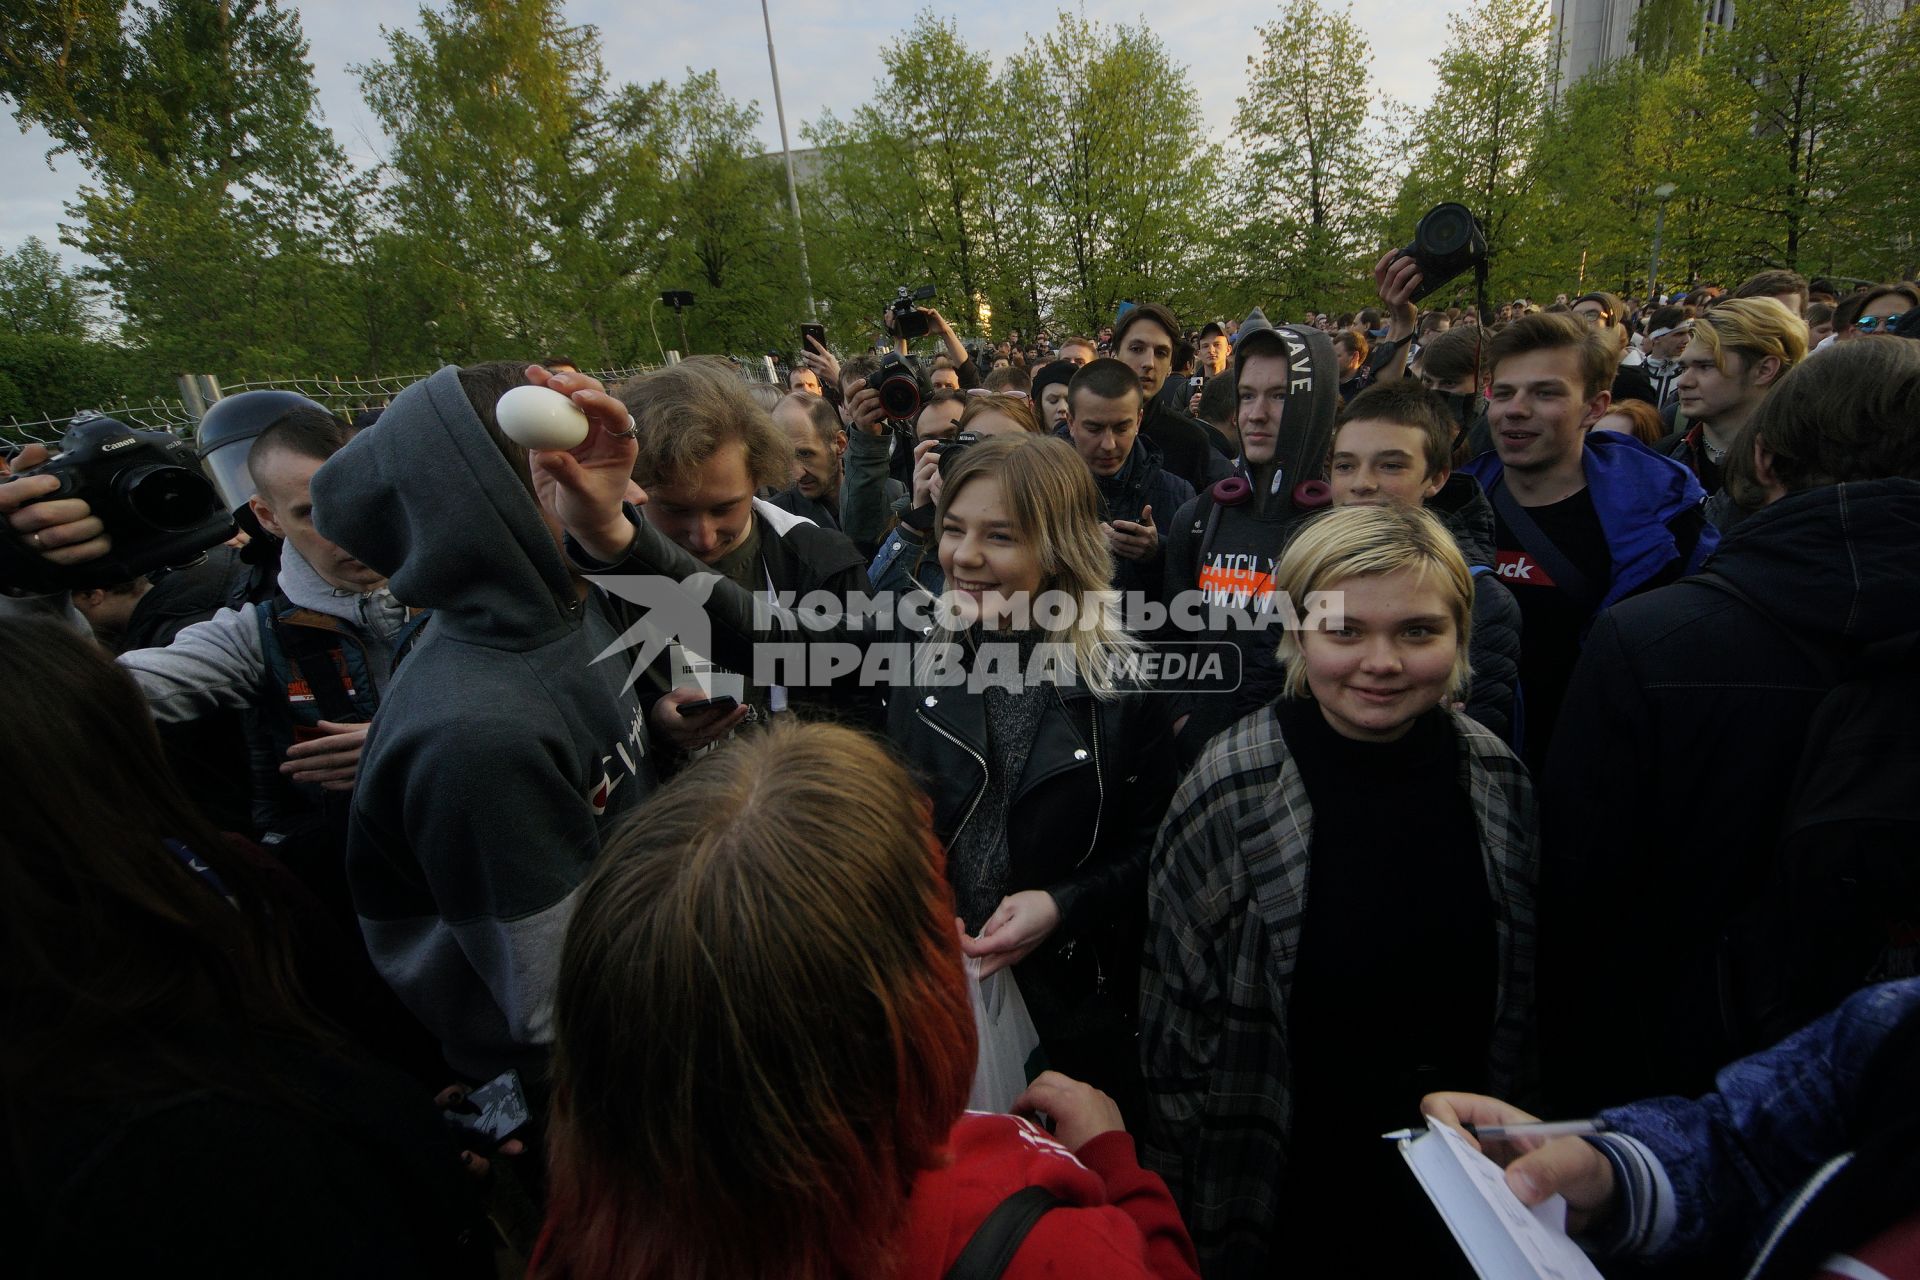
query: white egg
[{"left": 496, "top": 383, "right": 590, "bottom": 451}]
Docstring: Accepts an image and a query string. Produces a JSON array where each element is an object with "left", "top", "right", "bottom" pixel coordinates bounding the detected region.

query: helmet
[{"left": 194, "top": 389, "right": 332, "bottom": 514}]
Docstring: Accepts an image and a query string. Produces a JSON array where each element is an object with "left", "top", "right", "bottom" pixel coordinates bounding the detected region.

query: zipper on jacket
[
  {"left": 916, "top": 707, "right": 989, "bottom": 850},
  {"left": 1742, "top": 1151, "right": 1853, "bottom": 1280},
  {"left": 1076, "top": 708, "right": 1104, "bottom": 868}
]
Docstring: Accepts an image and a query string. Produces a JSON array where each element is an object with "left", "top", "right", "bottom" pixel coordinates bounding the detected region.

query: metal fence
[{"left": 1, "top": 364, "right": 666, "bottom": 448}]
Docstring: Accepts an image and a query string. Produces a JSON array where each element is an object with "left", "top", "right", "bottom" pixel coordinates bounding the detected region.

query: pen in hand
[{"left": 1381, "top": 1118, "right": 1608, "bottom": 1142}]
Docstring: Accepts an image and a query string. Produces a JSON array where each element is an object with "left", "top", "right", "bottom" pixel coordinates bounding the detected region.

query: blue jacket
[
  {"left": 1460, "top": 432, "right": 1718, "bottom": 613},
  {"left": 1585, "top": 979, "right": 1920, "bottom": 1276}
]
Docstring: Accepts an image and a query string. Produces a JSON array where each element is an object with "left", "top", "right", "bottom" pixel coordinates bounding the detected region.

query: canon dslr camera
[
  {"left": 1397, "top": 202, "right": 1489, "bottom": 304},
  {"left": 872, "top": 351, "right": 928, "bottom": 421},
  {"left": 2, "top": 415, "right": 234, "bottom": 593}
]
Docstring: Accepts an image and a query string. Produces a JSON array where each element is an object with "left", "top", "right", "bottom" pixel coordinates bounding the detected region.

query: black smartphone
[
  {"left": 800, "top": 323, "right": 827, "bottom": 351},
  {"left": 443, "top": 1069, "right": 530, "bottom": 1148},
  {"left": 680, "top": 695, "right": 739, "bottom": 716}
]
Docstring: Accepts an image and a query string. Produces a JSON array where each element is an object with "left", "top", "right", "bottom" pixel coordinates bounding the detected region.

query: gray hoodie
[{"left": 311, "top": 365, "right": 657, "bottom": 1081}]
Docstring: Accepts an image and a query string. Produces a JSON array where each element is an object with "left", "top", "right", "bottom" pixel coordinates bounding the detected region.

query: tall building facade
[
  {"left": 1549, "top": 0, "right": 1908, "bottom": 99},
  {"left": 1547, "top": 0, "right": 1736, "bottom": 99}
]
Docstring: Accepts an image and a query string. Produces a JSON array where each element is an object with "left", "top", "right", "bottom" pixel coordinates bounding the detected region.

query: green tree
[
  {"left": 0, "top": 238, "right": 94, "bottom": 337},
  {"left": 1001, "top": 12, "right": 1219, "bottom": 332},
  {"left": 1230, "top": 0, "right": 1389, "bottom": 317},
  {"left": 1842, "top": 4, "right": 1920, "bottom": 278},
  {"left": 357, "top": 0, "right": 672, "bottom": 367},
  {"left": 1631, "top": 0, "right": 1705, "bottom": 71},
  {"left": 805, "top": 12, "right": 1021, "bottom": 347},
  {"left": 652, "top": 71, "right": 803, "bottom": 359},
  {"left": 1695, "top": 0, "right": 1875, "bottom": 272},
  {"left": 1393, "top": 0, "right": 1553, "bottom": 304},
  {"left": 1, "top": 0, "right": 362, "bottom": 375}
]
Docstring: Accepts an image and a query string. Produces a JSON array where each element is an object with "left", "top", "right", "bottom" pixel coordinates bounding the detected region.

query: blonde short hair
[
  {"left": 1692, "top": 297, "right": 1808, "bottom": 376},
  {"left": 1274, "top": 504, "right": 1474, "bottom": 703}
]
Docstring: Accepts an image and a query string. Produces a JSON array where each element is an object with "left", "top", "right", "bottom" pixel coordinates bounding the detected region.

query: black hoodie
[
  {"left": 312, "top": 366, "right": 658, "bottom": 1082},
  {"left": 1538, "top": 478, "right": 1920, "bottom": 1110},
  {"left": 1159, "top": 323, "right": 1340, "bottom": 755}
]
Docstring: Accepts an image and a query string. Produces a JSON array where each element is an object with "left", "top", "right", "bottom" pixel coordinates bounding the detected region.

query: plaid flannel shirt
[{"left": 1139, "top": 703, "right": 1539, "bottom": 1276}]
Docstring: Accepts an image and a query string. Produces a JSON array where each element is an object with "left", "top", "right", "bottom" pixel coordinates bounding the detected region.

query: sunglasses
[
  {"left": 1855, "top": 313, "right": 1908, "bottom": 334},
  {"left": 966, "top": 387, "right": 1031, "bottom": 400}
]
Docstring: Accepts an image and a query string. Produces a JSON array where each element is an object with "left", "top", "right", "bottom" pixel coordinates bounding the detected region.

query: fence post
[{"left": 177, "top": 375, "right": 207, "bottom": 420}]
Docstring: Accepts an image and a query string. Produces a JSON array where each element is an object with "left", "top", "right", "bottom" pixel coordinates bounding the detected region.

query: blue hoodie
[
  {"left": 312, "top": 366, "right": 657, "bottom": 1081},
  {"left": 1461, "top": 430, "right": 1718, "bottom": 611}
]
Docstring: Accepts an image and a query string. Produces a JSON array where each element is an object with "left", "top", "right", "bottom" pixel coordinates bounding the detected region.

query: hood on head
[
  {"left": 1235, "top": 308, "right": 1274, "bottom": 343},
  {"left": 1232, "top": 324, "right": 1340, "bottom": 521},
  {"left": 310, "top": 365, "right": 579, "bottom": 649}
]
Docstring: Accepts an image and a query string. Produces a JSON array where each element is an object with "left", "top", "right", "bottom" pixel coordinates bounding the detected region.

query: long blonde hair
[{"left": 925, "top": 433, "right": 1139, "bottom": 697}]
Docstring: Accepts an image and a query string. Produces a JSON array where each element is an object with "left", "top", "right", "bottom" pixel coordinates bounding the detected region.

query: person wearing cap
[
  {"left": 1640, "top": 305, "right": 1692, "bottom": 410},
  {"left": 1030, "top": 359, "right": 1077, "bottom": 430},
  {"left": 1195, "top": 322, "right": 1231, "bottom": 377}
]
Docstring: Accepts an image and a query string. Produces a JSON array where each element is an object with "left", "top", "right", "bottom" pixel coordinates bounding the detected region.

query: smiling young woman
[
  {"left": 554, "top": 427, "right": 1180, "bottom": 1113},
  {"left": 1139, "top": 502, "right": 1540, "bottom": 1278}
]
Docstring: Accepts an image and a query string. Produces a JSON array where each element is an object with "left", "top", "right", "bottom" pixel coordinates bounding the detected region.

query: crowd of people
[{"left": 2, "top": 251, "right": 1917, "bottom": 1279}]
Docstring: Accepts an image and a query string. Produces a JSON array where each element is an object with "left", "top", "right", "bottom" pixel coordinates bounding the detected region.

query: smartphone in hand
[{"left": 443, "top": 1070, "right": 531, "bottom": 1151}]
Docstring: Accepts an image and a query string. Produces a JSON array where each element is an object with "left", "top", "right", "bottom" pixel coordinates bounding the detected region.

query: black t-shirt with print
[{"left": 1491, "top": 484, "right": 1612, "bottom": 770}]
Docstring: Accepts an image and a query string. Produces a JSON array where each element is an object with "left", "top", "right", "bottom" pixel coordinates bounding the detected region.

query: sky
[{"left": 0, "top": 0, "right": 1472, "bottom": 270}]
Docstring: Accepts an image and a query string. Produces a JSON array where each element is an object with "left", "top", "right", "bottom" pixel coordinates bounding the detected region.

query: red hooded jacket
[
  {"left": 530, "top": 1112, "right": 1198, "bottom": 1280},
  {"left": 890, "top": 1112, "right": 1199, "bottom": 1280}
]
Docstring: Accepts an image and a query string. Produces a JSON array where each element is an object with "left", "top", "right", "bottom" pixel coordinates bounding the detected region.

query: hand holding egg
[{"left": 496, "top": 384, "right": 591, "bottom": 452}]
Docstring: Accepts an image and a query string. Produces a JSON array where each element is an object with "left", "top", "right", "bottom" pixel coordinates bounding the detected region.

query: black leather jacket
[
  {"left": 576, "top": 511, "right": 1178, "bottom": 1026},
  {"left": 908, "top": 653, "right": 1175, "bottom": 937}
]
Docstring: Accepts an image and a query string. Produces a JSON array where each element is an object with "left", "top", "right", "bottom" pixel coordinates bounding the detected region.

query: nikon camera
[{"left": 1, "top": 415, "right": 235, "bottom": 594}]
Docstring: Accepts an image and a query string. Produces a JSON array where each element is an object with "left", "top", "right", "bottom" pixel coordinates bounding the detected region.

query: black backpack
[{"left": 1699, "top": 573, "right": 1920, "bottom": 1049}]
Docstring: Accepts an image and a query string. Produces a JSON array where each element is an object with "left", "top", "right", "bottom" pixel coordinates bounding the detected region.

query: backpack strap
[
  {"left": 943, "top": 1185, "right": 1063, "bottom": 1280},
  {"left": 1488, "top": 474, "right": 1604, "bottom": 616}
]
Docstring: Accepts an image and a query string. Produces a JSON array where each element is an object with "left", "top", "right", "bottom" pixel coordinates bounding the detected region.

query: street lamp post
[
  {"left": 1648, "top": 183, "right": 1678, "bottom": 301},
  {"left": 760, "top": 0, "right": 818, "bottom": 321}
]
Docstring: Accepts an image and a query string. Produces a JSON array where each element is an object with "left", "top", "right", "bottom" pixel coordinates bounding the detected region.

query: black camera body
[
  {"left": 1399, "top": 203, "right": 1489, "bottom": 304},
  {"left": 933, "top": 430, "right": 981, "bottom": 477},
  {"left": 887, "top": 285, "right": 937, "bottom": 339},
  {"left": 873, "top": 351, "right": 927, "bottom": 421},
  {"left": 2, "top": 416, "right": 235, "bottom": 593}
]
